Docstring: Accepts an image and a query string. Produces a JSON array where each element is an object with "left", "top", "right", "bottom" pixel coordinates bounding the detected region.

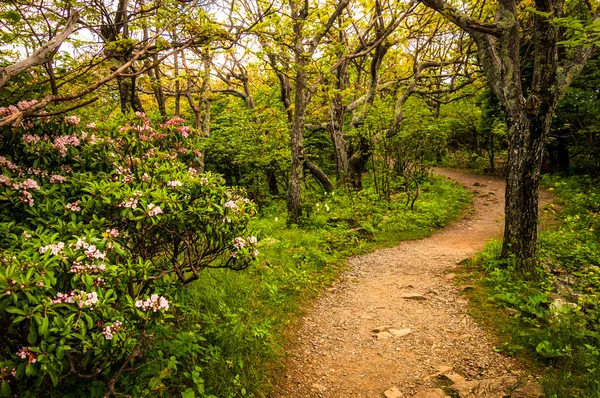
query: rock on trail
[{"left": 271, "top": 169, "right": 545, "bottom": 397}]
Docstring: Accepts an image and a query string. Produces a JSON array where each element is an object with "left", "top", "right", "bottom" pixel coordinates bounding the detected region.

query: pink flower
[
  {"left": 0, "top": 175, "right": 11, "bottom": 186},
  {"left": 39, "top": 242, "right": 65, "bottom": 256},
  {"left": 167, "top": 180, "right": 182, "bottom": 188},
  {"left": 135, "top": 294, "right": 169, "bottom": 311},
  {"left": 102, "top": 320, "right": 122, "bottom": 340},
  {"left": 16, "top": 347, "right": 36, "bottom": 363},
  {"left": 65, "top": 201, "right": 81, "bottom": 212},
  {"left": 16, "top": 100, "right": 38, "bottom": 110},
  {"left": 64, "top": 116, "right": 80, "bottom": 126},
  {"left": 50, "top": 174, "right": 67, "bottom": 184},
  {"left": 147, "top": 203, "right": 163, "bottom": 216},
  {"left": 106, "top": 228, "right": 119, "bottom": 238},
  {"left": 20, "top": 178, "right": 40, "bottom": 190},
  {"left": 119, "top": 197, "right": 138, "bottom": 209},
  {"left": 22, "top": 134, "right": 40, "bottom": 144},
  {"left": 21, "top": 191, "right": 34, "bottom": 206}
]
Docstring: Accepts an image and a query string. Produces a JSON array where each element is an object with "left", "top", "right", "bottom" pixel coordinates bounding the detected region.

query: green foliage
[
  {"left": 469, "top": 175, "right": 600, "bottom": 397},
  {"left": 0, "top": 113, "right": 257, "bottom": 396},
  {"left": 146, "top": 174, "right": 470, "bottom": 397}
]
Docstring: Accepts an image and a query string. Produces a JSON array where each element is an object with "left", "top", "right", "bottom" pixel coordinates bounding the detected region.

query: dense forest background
[{"left": 0, "top": 0, "right": 599, "bottom": 396}]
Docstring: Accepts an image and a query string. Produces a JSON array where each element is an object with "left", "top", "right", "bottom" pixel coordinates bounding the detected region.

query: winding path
[{"left": 272, "top": 169, "right": 543, "bottom": 397}]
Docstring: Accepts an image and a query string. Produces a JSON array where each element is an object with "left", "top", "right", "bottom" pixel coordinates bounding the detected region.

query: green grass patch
[{"left": 132, "top": 175, "right": 471, "bottom": 397}]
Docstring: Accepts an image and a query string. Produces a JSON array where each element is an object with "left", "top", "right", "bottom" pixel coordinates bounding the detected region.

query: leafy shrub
[{"left": 0, "top": 113, "right": 258, "bottom": 396}]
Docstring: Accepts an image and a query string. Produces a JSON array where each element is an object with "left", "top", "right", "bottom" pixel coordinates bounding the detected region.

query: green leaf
[
  {"left": 28, "top": 328, "right": 38, "bottom": 345},
  {"left": 38, "top": 316, "right": 49, "bottom": 337},
  {"left": 181, "top": 388, "right": 195, "bottom": 398},
  {"left": 1, "top": 381, "right": 10, "bottom": 396},
  {"left": 5, "top": 306, "right": 26, "bottom": 315},
  {"left": 49, "top": 370, "right": 59, "bottom": 386}
]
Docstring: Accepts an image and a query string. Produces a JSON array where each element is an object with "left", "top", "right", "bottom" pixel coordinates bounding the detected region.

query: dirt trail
[{"left": 272, "top": 169, "right": 543, "bottom": 397}]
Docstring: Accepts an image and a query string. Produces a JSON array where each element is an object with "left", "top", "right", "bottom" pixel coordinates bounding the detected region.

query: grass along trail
[{"left": 272, "top": 169, "right": 546, "bottom": 398}]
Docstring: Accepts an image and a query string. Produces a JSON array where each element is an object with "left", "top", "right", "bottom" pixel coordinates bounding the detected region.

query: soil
[{"left": 271, "top": 168, "right": 550, "bottom": 397}]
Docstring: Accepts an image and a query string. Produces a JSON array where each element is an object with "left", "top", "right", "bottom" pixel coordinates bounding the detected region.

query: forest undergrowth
[
  {"left": 457, "top": 175, "right": 600, "bottom": 398},
  {"left": 136, "top": 175, "right": 471, "bottom": 397}
]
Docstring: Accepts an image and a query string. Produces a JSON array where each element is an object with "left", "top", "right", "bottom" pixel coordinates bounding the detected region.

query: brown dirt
[{"left": 271, "top": 169, "right": 549, "bottom": 397}]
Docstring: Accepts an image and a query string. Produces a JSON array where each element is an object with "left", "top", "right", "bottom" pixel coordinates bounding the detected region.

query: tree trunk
[
  {"left": 117, "top": 71, "right": 144, "bottom": 115},
  {"left": 304, "top": 159, "right": 334, "bottom": 192},
  {"left": 174, "top": 51, "right": 181, "bottom": 117},
  {"left": 198, "top": 57, "right": 211, "bottom": 173},
  {"left": 329, "top": 94, "right": 350, "bottom": 183},
  {"left": 287, "top": 65, "right": 306, "bottom": 224},
  {"left": 501, "top": 110, "right": 548, "bottom": 275},
  {"left": 150, "top": 58, "right": 167, "bottom": 122}
]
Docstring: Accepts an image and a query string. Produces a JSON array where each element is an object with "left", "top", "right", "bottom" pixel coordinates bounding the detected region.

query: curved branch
[{"left": 0, "top": 11, "right": 80, "bottom": 89}]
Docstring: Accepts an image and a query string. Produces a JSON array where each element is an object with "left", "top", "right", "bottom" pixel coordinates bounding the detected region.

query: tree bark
[{"left": 304, "top": 159, "right": 334, "bottom": 192}]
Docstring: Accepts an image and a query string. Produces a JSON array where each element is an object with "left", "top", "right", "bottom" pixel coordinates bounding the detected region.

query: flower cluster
[
  {"left": 0, "top": 175, "right": 10, "bottom": 186},
  {"left": 1, "top": 365, "right": 16, "bottom": 378},
  {"left": 147, "top": 203, "right": 163, "bottom": 216},
  {"left": 50, "top": 174, "right": 67, "bottom": 184},
  {"left": 16, "top": 346, "right": 36, "bottom": 363},
  {"left": 102, "top": 321, "right": 122, "bottom": 340},
  {"left": 51, "top": 290, "right": 99, "bottom": 308},
  {"left": 167, "top": 180, "right": 182, "bottom": 188},
  {"left": 17, "top": 100, "right": 38, "bottom": 110},
  {"left": 53, "top": 134, "right": 81, "bottom": 156},
  {"left": 65, "top": 201, "right": 81, "bottom": 212},
  {"left": 0, "top": 156, "right": 19, "bottom": 172},
  {"left": 231, "top": 236, "right": 259, "bottom": 258},
  {"left": 160, "top": 116, "right": 185, "bottom": 128},
  {"left": 119, "top": 197, "right": 139, "bottom": 209},
  {"left": 70, "top": 261, "right": 106, "bottom": 274},
  {"left": 64, "top": 115, "right": 81, "bottom": 126},
  {"left": 72, "top": 238, "right": 107, "bottom": 260},
  {"left": 39, "top": 242, "right": 65, "bottom": 256},
  {"left": 135, "top": 294, "right": 169, "bottom": 312},
  {"left": 18, "top": 178, "right": 40, "bottom": 191},
  {"left": 23, "top": 134, "right": 41, "bottom": 144},
  {"left": 84, "top": 245, "right": 106, "bottom": 260},
  {"left": 224, "top": 200, "right": 238, "bottom": 212},
  {"left": 106, "top": 228, "right": 119, "bottom": 238}
]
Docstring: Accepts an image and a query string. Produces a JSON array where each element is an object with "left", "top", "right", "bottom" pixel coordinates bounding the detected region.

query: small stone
[
  {"left": 445, "top": 373, "right": 466, "bottom": 384},
  {"left": 401, "top": 293, "right": 427, "bottom": 300},
  {"left": 372, "top": 325, "right": 395, "bottom": 333},
  {"left": 384, "top": 386, "right": 403, "bottom": 398},
  {"left": 445, "top": 273, "right": 455, "bottom": 280},
  {"left": 436, "top": 365, "right": 453, "bottom": 375},
  {"left": 450, "top": 376, "right": 518, "bottom": 398},
  {"left": 550, "top": 298, "right": 577, "bottom": 311},
  {"left": 458, "top": 285, "right": 475, "bottom": 293},
  {"left": 375, "top": 332, "right": 392, "bottom": 340},
  {"left": 412, "top": 388, "right": 449, "bottom": 398},
  {"left": 311, "top": 383, "right": 326, "bottom": 393},
  {"left": 389, "top": 328, "right": 412, "bottom": 337},
  {"left": 512, "top": 381, "right": 544, "bottom": 398}
]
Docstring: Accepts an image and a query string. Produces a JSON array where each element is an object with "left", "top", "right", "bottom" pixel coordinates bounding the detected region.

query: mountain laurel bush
[{"left": 0, "top": 112, "right": 258, "bottom": 396}]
